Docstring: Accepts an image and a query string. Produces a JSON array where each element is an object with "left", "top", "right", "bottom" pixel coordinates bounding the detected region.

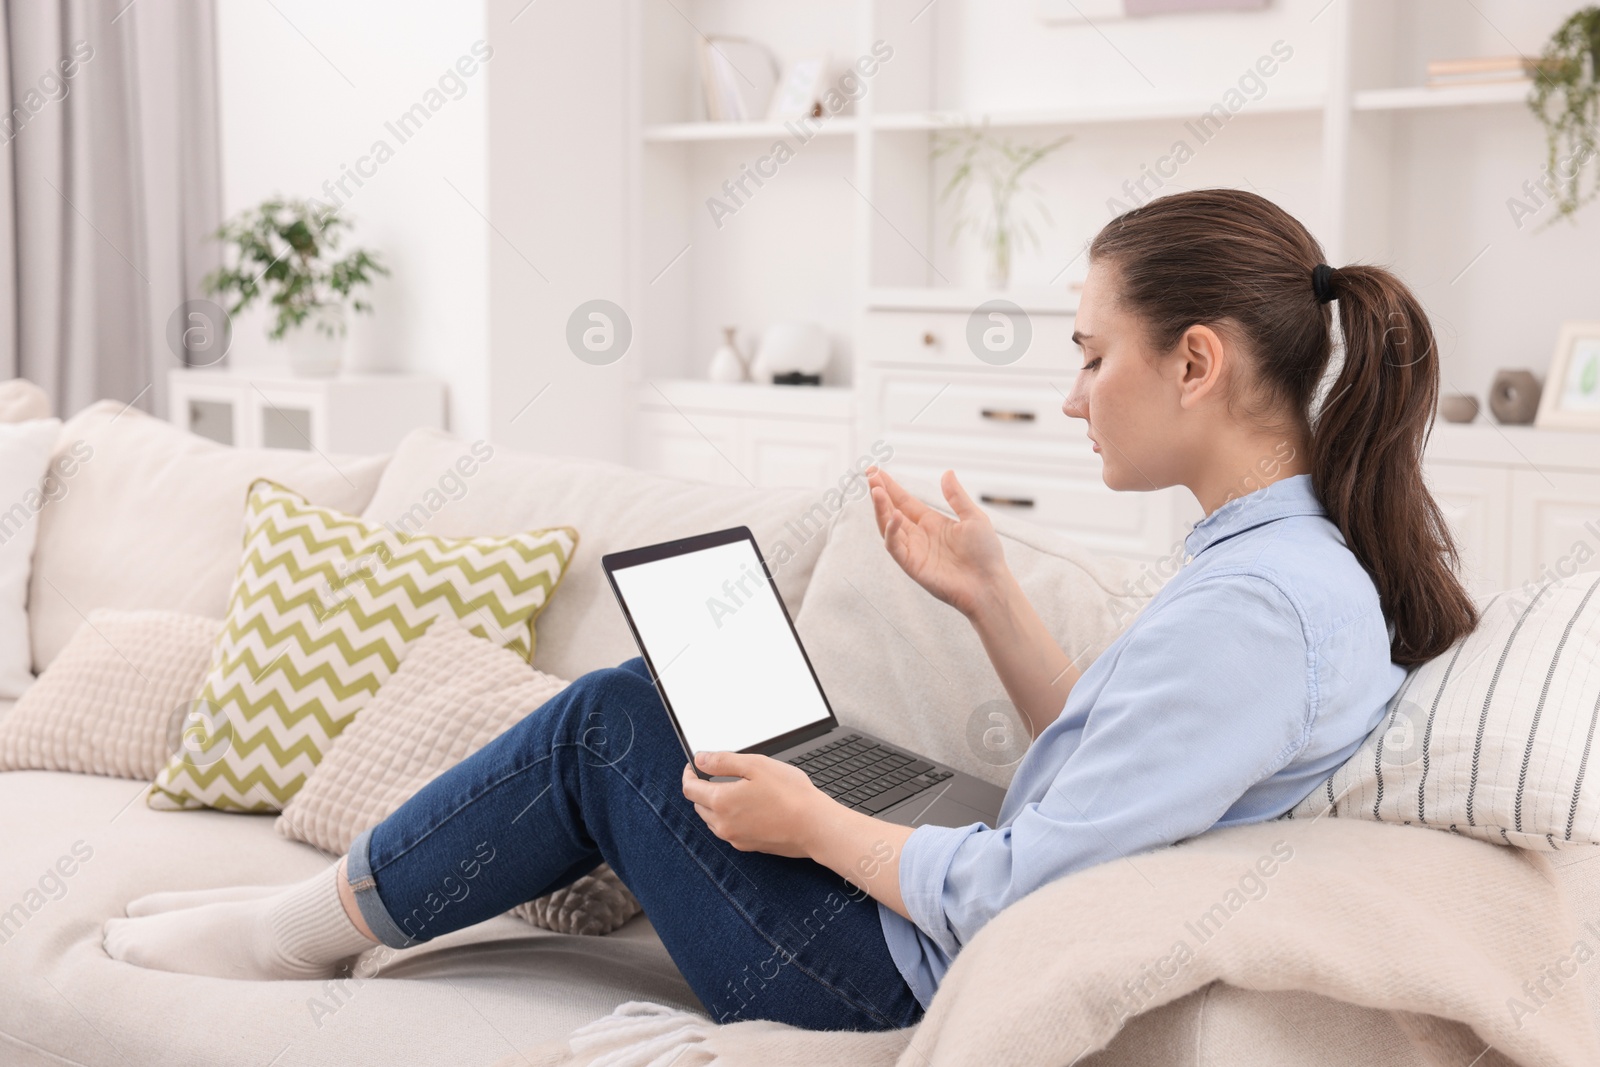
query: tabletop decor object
[{"left": 1535, "top": 321, "right": 1600, "bottom": 431}]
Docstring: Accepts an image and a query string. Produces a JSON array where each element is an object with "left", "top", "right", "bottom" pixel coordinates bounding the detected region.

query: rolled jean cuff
[{"left": 346, "top": 824, "right": 419, "bottom": 950}]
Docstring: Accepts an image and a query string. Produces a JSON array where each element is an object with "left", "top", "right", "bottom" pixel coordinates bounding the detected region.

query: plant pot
[{"left": 286, "top": 305, "right": 347, "bottom": 378}]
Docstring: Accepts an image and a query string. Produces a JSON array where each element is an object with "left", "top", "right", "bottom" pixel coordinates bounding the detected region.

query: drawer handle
[
  {"left": 980, "top": 493, "right": 1035, "bottom": 508},
  {"left": 980, "top": 408, "right": 1036, "bottom": 422},
  {"left": 922, "top": 332, "right": 938, "bottom": 346}
]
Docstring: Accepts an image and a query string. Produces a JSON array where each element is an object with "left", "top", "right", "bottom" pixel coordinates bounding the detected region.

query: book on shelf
[
  {"left": 696, "top": 37, "right": 778, "bottom": 123},
  {"left": 1424, "top": 54, "right": 1550, "bottom": 88}
]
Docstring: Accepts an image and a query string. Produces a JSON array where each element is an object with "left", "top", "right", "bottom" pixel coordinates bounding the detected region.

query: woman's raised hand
[{"left": 865, "top": 465, "right": 1006, "bottom": 619}]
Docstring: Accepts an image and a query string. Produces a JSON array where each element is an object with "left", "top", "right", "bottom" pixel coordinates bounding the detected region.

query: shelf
[
  {"left": 636, "top": 379, "right": 856, "bottom": 419},
  {"left": 645, "top": 96, "right": 1329, "bottom": 142},
  {"left": 1353, "top": 81, "right": 1531, "bottom": 112},
  {"left": 643, "top": 118, "right": 860, "bottom": 143},
  {"left": 871, "top": 94, "right": 1326, "bottom": 132},
  {"left": 1427, "top": 421, "right": 1600, "bottom": 471},
  {"left": 867, "top": 287, "right": 1077, "bottom": 314}
]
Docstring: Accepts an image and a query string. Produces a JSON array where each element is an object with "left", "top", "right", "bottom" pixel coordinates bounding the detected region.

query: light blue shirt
[{"left": 878, "top": 473, "right": 1407, "bottom": 1009}]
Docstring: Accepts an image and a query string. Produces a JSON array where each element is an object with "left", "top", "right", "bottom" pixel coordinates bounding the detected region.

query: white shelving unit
[
  {"left": 1352, "top": 80, "right": 1532, "bottom": 112},
  {"left": 622, "top": 0, "right": 1598, "bottom": 574},
  {"left": 167, "top": 368, "right": 446, "bottom": 454}
]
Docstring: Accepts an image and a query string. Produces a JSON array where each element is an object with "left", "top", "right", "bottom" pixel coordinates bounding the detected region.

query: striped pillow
[
  {"left": 146, "top": 480, "right": 577, "bottom": 813},
  {"left": 1289, "top": 571, "right": 1600, "bottom": 849}
]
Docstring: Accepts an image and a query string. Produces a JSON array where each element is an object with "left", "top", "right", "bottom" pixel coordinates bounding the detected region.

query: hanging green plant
[{"left": 1528, "top": 6, "right": 1600, "bottom": 224}]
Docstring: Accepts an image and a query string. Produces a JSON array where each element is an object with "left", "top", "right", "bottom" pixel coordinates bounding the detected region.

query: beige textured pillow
[
  {"left": 276, "top": 617, "right": 642, "bottom": 936},
  {"left": 0, "top": 610, "right": 220, "bottom": 779}
]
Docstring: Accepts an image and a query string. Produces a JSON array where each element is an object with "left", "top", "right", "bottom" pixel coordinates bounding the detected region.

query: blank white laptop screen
[{"left": 609, "top": 539, "right": 831, "bottom": 755}]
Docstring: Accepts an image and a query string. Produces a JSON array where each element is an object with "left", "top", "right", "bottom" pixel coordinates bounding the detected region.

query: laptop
[{"left": 601, "top": 526, "right": 1006, "bottom": 830}]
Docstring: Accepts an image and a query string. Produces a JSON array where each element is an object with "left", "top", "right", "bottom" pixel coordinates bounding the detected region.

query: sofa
[{"left": 3, "top": 385, "right": 1599, "bottom": 1067}]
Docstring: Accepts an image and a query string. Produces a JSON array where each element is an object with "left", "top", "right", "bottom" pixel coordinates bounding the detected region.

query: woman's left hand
[{"left": 681, "top": 751, "right": 828, "bottom": 858}]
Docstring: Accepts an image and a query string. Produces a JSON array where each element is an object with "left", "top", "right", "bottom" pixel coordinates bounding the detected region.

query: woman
[{"left": 103, "top": 189, "right": 1477, "bottom": 1032}]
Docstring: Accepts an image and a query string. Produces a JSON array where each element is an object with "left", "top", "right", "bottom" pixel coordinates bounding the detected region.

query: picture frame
[
  {"left": 1535, "top": 320, "right": 1600, "bottom": 431},
  {"left": 767, "top": 56, "right": 830, "bottom": 122}
]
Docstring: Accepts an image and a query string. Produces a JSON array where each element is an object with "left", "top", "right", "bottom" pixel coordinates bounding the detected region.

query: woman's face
[{"left": 1061, "top": 262, "right": 1188, "bottom": 492}]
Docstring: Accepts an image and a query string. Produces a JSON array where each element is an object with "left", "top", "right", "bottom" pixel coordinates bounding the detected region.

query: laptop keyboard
[{"left": 786, "top": 734, "right": 954, "bottom": 814}]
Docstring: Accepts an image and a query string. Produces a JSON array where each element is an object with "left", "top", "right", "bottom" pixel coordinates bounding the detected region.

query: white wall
[
  {"left": 215, "top": 0, "right": 489, "bottom": 439},
  {"left": 485, "top": 0, "right": 632, "bottom": 463}
]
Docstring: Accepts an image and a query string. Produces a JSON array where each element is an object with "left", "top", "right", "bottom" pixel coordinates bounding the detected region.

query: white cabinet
[
  {"left": 1423, "top": 424, "right": 1600, "bottom": 597},
  {"left": 1423, "top": 462, "right": 1511, "bottom": 597},
  {"left": 857, "top": 307, "right": 1201, "bottom": 560},
  {"left": 632, "top": 381, "right": 856, "bottom": 489},
  {"left": 1509, "top": 469, "right": 1600, "bottom": 592},
  {"left": 168, "top": 369, "right": 446, "bottom": 454},
  {"left": 633, "top": 409, "right": 743, "bottom": 486}
]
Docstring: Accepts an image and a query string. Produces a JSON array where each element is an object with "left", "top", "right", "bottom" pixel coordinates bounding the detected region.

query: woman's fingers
[
  {"left": 867, "top": 466, "right": 933, "bottom": 526},
  {"left": 940, "top": 469, "right": 983, "bottom": 521},
  {"left": 867, "top": 477, "right": 896, "bottom": 537},
  {"left": 873, "top": 489, "right": 919, "bottom": 571}
]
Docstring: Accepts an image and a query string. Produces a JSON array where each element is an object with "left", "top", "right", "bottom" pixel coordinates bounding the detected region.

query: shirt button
[{"left": 1182, "top": 552, "right": 1194, "bottom": 567}]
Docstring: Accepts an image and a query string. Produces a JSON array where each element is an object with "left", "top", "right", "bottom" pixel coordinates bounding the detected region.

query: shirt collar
[{"left": 1182, "top": 473, "right": 1326, "bottom": 561}]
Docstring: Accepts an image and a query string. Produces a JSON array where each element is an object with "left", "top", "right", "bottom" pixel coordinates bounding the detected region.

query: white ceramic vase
[
  {"left": 286, "top": 304, "right": 347, "bottom": 378},
  {"left": 707, "top": 326, "right": 750, "bottom": 382}
]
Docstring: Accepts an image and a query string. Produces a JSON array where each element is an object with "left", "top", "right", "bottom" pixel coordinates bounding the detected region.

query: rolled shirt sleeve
[{"left": 897, "top": 573, "right": 1314, "bottom": 960}]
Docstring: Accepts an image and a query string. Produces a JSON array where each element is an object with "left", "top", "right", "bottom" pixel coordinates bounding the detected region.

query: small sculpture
[
  {"left": 1489, "top": 370, "right": 1543, "bottom": 425},
  {"left": 1439, "top": 393, "right": 1480, "bottom": 423}
]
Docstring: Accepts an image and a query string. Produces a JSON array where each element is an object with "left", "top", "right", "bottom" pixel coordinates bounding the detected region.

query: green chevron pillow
[{"left": 146, "top": 479, "right": 578, "bottom": 813}]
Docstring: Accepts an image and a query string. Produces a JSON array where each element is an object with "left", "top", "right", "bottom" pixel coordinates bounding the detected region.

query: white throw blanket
[{"left": 496, "top": 818, "right": 1600, "bottom": 1067}]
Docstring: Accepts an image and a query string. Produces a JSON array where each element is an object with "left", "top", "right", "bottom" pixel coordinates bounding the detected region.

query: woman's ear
[{"left": 1174, "top": 324, "right": 1229, "bottom": 411}]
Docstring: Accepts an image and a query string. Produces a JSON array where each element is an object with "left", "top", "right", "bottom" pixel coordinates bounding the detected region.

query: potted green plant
[
  {"left": 1529, "top": 6, "right": 1600, "bottom": 225},
  {"left": 932, "top": 124, "right": 1070, "bottom": 289},
  {"left": 202, "top": 198, "right": 388, "bottom": 376}
]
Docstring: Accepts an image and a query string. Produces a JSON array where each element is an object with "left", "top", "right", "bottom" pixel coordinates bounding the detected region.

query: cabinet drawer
[
  {"left": 860, "top": 309, "right": 1074, "bottom": 373},
  {"left": 879, "top": 375, "right": 1088, "bottom": 448},
  {"left": 889, "top": 456, "right": 1183, "bottom": 558}
]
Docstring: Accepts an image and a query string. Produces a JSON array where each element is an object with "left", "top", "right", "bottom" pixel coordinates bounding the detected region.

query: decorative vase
[
  {"left": 286, "top": 304, "right": 346, "bottom": 378},
  {"left": 707, "top": 326, "right": 749, "bottom": 383},
  {"left": 1439, "top": 394, "right": 1480, "bottom": 424},
  {"left": 1488, "top": 369, "right": 1542, "bottom": 426}
]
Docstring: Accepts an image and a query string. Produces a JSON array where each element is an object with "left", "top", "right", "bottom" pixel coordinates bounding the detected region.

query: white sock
[
  {"left": 103, "top": 862, "right": 379, "bottom": 980},
  {"left": 125, "top": 883, "right": 281, "bottom": 916}
]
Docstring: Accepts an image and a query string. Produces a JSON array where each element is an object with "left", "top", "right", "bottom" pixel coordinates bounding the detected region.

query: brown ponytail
[{"left": 1089, "top": 189, "right": 1477, "bottom": 665}]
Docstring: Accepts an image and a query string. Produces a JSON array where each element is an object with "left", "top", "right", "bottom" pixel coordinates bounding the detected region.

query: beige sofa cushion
[
  {"left": 793, "top": 475, "right": 1159, "bottom": 789},
  {"left": 30, "top": 401, "right": 388, "bottom": 672},
  {"left": 0, "top": 378, "right": 50, "bottom": 422},
  {"left": 0, "top": 609, "right": 218, "bottom": 780},
  {"left": 361, "top": 428, "right": 843, "bottom": 681},
  {"left": 0, "top": 767, "right": 699, "bottom": 1066}
]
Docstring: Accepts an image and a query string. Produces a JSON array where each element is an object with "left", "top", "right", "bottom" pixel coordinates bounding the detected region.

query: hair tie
[{"left": 1311, "top": 263, "right": 1337, "bottom": 304}]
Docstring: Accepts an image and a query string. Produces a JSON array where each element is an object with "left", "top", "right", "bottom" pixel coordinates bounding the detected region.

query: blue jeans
[{"left": 344, "top": 656, "right": 924, "bottom": 1032}]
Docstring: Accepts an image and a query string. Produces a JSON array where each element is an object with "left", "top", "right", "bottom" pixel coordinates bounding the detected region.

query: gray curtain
[{"left": 0, "top": 0, "right": 222, "bottom": 419}]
